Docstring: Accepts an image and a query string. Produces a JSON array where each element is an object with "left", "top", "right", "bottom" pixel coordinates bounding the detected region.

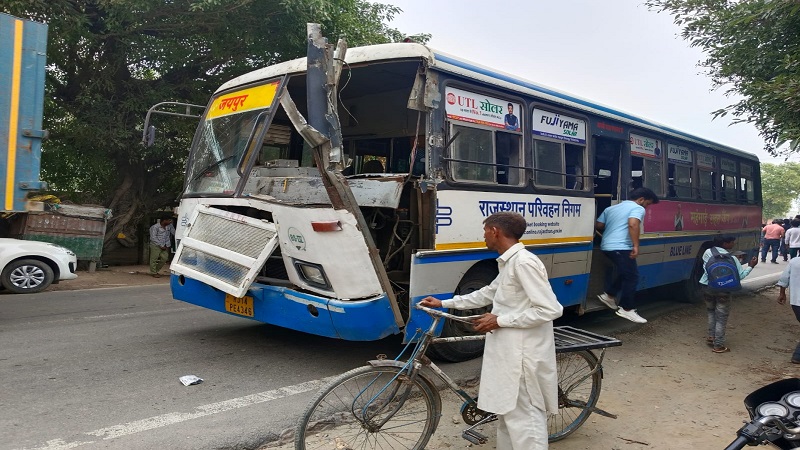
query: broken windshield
[{"left": 184, "top": 81, "right": 281, "bottom": 195}]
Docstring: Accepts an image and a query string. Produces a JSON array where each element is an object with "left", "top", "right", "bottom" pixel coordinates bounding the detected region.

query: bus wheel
[
  {"left": 427, "top": 264, "right": 497, "bottom": 362},
  {"left": 666, "top": 254, "right": 704, "bottom": 304}
]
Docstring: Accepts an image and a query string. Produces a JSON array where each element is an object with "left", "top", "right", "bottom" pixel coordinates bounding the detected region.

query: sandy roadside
[{"left": 41, "top": 264, "right": 171, "bottom": 292}]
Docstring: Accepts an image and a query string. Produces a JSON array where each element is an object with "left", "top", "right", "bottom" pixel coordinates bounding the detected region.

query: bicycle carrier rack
[{"left": 553, "top": 326, "right": 622, "bottom": 353}]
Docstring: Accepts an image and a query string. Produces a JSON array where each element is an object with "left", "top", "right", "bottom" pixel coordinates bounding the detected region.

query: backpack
[{"left": 704, "top": 247, "right": 742, "bottom": 292}]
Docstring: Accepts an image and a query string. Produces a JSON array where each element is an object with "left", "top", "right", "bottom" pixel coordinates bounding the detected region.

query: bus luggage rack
[{"left": 554, "top": 326, "right": 622, "bottom": 353}]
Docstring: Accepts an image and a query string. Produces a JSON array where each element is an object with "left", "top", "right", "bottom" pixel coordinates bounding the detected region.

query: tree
[
  {"left": 760, "top": 163, "right": 800, "bottom": 220},
  {"left": 646, "top": 0, "right": 800, "bottom": 156},
  {"left": 0, "top": 0, "right": 423, "bottom": 252}
]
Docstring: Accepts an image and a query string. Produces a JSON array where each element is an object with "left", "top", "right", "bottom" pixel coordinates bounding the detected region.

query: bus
[{"left": 168, "top": 42, "right": 761, "bottom": 362}]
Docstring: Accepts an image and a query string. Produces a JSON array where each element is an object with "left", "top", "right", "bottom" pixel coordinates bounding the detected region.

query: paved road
[
  {"left": 0, "top": 260, "right": 785, "bottom": 450},
  {"left": 0, "top": 285, "right": 484, "bottom": 450}
]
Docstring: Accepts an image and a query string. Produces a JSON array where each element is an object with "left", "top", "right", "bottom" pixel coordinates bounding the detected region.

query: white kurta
[{"left": 441, "top": 243, "right": 564, "bottom": 415}]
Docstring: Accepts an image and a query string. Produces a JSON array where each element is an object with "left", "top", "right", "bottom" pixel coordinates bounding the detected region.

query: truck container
[{"left": 0, "top": 12, "right": 48, "bottom": 213}]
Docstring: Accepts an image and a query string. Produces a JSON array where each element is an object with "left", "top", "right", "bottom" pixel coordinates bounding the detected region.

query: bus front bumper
[{"left": 170, "top": 275, "right": 401, "bottom": 341}]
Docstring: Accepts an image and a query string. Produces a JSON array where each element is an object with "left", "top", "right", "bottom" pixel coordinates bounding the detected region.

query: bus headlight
[{"left": 294, "top": 261, "right": 330, "bottom": 289}]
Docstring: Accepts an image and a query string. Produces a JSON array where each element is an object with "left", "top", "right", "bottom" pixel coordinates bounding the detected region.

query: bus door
[{"left": 584, "top": 136, "right": 624, "bottom": 312}]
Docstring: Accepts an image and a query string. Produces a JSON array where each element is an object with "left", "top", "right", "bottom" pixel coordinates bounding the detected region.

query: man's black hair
[
  {"left": 629, "top": 187, "right": 660, "bottom": 204},
  {"left": 483, "top": 212, "right": 526, "bottom": 240},
  {"left": 712, "top": 235, "right": 736, "bottom": 246}
]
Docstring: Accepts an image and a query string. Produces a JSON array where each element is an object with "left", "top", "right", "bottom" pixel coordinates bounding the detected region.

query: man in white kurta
[
  {"left": 420, "top": 212, "right": 563, "bottom": 449},
  {"left": 776, "top": 257, "right": 800, "bottom": 363}
]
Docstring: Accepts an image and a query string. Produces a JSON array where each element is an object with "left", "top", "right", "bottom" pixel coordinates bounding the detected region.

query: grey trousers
[{"left": 704, "top": 291, "right": 732, "bottom": 348}]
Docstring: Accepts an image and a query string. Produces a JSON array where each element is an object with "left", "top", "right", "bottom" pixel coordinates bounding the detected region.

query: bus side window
[
  {"left": 451, "top": 125, "right": 494, "bottom": 183},
  {"left": 720, "top": 173, "right": 737, "bottom": 203},
  {"left": 668, "top": 163, "right": 692, "bottom": 198},
  {"left": 496, "top": 132, "right": 521, "bottom": 185},
  {"left": 565, "top": 144, "right": 584, "bottom": 190},
  {"left": 534, "top": 139, "right": 563, "bottom": 187},
  {"left": 451, "top": 125, "right": 522, "bottom": 185},
  {"left": 631, "top": 156, "right": 663, "bottom": 195},
  {"left": 697, "top": 169, "right": 715, "bottom": 200},
  {"left": 631, "top": 156, "right": 644, "bottom": 190}
]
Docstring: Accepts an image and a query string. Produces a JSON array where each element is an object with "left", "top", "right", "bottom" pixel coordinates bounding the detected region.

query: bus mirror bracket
[
  {"left": 146, "top": 125, "right": 156, "bottom": 147},
  {"left": 141, "top": 101, "right": 205, "bottom": 147}
]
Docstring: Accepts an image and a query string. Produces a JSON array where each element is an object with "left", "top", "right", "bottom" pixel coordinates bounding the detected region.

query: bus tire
[
  {"left": 427, "top": 263, "right": 497, "bottom": 362},
  {"left": 670, "top": 252, "right": 705, "bottom": 304}
]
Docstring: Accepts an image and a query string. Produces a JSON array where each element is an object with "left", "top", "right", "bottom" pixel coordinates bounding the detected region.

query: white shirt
[
  {"left": 777, "top": 257, "right": 800, "bottom": 306},
  {"left": 441, "top": 242, "right": 564, "bottom": 415},
  {"left": 149, "top": 223, "right": 175, "bottom": 247},
  {"left": 785, "top": 227, "right": 800, "bottom": 248}
]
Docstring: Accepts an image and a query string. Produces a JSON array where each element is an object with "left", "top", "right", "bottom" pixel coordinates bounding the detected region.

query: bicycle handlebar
[{"left": 414, "top": 304, "right": 482, "bottom": 324}]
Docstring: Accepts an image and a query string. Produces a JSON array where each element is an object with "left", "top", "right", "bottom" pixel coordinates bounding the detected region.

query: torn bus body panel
[
  {"left": 247, "top": 172, "right": 405, "bottom": 209},
  {"left": 173, "top": 198, "right": 386, "bottom": 300},
  {"left": 171, "top": 205, "right": 279, "bottom": 298}
]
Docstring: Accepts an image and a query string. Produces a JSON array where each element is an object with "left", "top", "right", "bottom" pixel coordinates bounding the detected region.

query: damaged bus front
[{"left": 170, "top": 41, "right": 439, "bottom": 343}]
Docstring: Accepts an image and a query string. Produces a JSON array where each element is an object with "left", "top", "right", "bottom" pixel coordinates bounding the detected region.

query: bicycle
[{"left": 295, "top": 304, "right": 622, "bottom": 449}]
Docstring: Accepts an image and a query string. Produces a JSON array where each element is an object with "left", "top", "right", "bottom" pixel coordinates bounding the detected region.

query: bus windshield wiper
[{"left": 189, "top": 155, "right": 237, "bottom": 183}]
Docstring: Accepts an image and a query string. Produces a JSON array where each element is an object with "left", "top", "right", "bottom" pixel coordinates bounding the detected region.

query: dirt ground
[
  {"left": 275, "top": 288, "right": 800, "bottom": 450},
  {"left": 418, "top": 288, "right": 800, "bottom": 450},
  {"left": 43, "top": 264, "right": 171, "bottom": 292}
]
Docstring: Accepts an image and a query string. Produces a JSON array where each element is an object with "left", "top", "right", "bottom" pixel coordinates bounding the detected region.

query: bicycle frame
[
  {"left": 345, "top": 304, "right": 621, "bottom": 446},
  {"left": 406, "top": 306, "right": 612, "bottom": 410}
]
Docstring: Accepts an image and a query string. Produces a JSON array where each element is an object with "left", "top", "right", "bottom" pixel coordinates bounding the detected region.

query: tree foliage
[
  {"left": 0, "top": 0, "right": 421, "bottom": 250},
  {"left": 646, "top": 0, "right": 800, "bottom": 156},
  {"left": 760, "top": 163, "right": 800, "bottom": 220}
]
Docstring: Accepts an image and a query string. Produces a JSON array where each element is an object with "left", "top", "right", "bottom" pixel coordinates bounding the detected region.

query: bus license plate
[{"left": 225, "top": 294, "right": 254, "bottom": 317}]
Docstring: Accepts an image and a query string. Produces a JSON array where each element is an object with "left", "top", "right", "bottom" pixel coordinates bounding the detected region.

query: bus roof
[{"left": 219, "top": 43, "right": 759, "bottom": 162}]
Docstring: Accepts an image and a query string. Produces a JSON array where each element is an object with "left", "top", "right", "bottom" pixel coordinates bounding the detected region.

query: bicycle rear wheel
[
  {"left": 296, "top": 365, "right": 441, "bottom": 450},
  {"left": 548, "top": 350, "right": 602, "bottom": 442}
]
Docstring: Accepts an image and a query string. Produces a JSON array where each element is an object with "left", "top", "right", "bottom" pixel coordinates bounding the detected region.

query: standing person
[
  {"left": 595, "top": 187, "right": 660, "bottom": 323},
  {"left": 149, "top": 216, "right": 175, "bottom": 278},
  {"left": 419, "top": 212, "right": 563, "bottom": 450},
  {"left": 699, "top": 236, "right": 757, "bottom": 353},
  {"left": 761, "top": 219, "right": 785, "bottom": 264},
  {"left": 781, "top": 218, "right": 792, "bottom": 261},
  {"left": 785, "top": 219, "right": 800, "bottom": 259},
  {"left": 777, "top": 257, "right": 800, "bottom": 364}
]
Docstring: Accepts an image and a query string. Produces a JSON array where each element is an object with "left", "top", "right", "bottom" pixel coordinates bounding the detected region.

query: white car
[{"left": 0, "top": 238, "right": 78, "bottom": 294}]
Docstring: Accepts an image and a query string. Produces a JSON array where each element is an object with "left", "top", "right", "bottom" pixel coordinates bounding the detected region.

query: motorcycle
[{"left": 725, "top": 378, "right": 800, "bottom": 449}]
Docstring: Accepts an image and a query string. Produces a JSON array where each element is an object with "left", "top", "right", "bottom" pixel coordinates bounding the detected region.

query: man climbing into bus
[
  {"left": 595, "top": 187, "right": 660, "bottom": 323},
  {"left": 419, "top": 212, "right": 563, "bottom": 450}
]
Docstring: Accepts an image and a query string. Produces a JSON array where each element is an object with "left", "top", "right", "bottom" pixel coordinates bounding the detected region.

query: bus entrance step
[{"left": 583, "top": 295, "right": 615, "bottom": 313}]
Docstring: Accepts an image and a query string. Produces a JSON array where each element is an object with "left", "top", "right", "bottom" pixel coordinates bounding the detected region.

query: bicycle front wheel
[
  {"left": 548, "top": 350, "right": 602, "bottom": 442},
  {"left": 296, "top": 366, "right": 441, "bottom": 450}
]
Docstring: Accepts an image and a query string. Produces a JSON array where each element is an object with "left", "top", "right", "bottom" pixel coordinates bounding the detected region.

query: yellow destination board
[{"left": 206, "top": 81, "right": 280, "bottom": 120}]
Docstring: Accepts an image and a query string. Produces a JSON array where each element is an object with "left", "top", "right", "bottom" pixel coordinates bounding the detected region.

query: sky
[{"left": 387, "top": 0, "right": 784, "bottom": 165}]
